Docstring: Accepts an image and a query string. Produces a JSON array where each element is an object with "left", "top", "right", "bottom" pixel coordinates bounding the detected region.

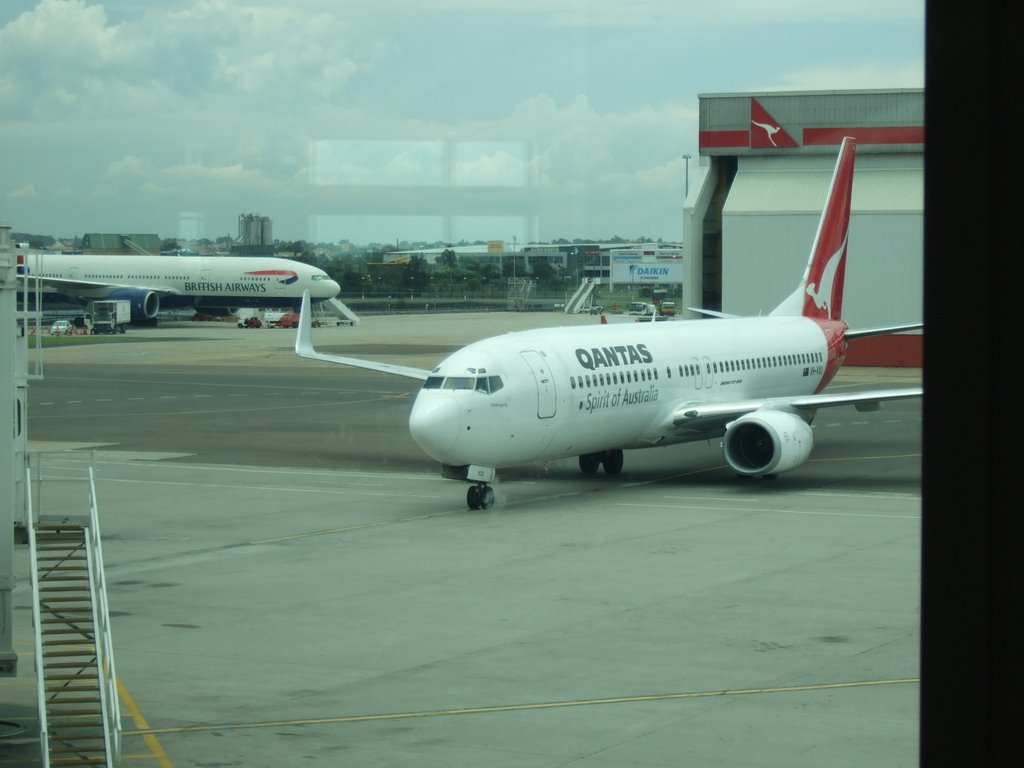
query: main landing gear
[
  {"left": 467, "top": 483, "right": 495, "bottom": 510},
  {"left": 578, "top": 449, "right": 624, "bottom": 475}
]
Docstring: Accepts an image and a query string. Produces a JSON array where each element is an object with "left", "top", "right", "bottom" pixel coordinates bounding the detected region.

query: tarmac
[{"left": 2, "top": 310, "right": 922, "bottom": 767}]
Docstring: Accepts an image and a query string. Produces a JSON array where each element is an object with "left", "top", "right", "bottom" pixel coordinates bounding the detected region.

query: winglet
[
  {"left": 771, "top": 137, "right": 856, "bottom": 319},
  {"left": 295, "top": 289, "right": 316, "bottom": 357},
  {"left": 293, "top": 288, "right": 431, "bottom": 381}
]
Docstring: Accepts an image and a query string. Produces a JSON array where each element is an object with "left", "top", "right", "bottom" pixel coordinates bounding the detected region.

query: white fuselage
[
  {"left": 22, "top": 253, "right": 340, "bottom": 310},
  {"left": 408, "top": 316, "right": 839, "bottom": 468}
]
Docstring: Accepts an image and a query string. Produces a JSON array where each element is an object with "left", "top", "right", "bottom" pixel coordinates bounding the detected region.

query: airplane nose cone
[
  {"left": 322, "top": 279, "right": 341, "bottom": 298},
  {"left": 409, "top": 395, "right": 460, "bottom": 461}
]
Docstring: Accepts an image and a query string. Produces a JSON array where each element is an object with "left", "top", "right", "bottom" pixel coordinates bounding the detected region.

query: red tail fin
[
  {"left": 771, "top": 137, "right": 856, "bottom": 319},
  {"left": 802, "top": 137, "right": 856, "bottom": 319}
]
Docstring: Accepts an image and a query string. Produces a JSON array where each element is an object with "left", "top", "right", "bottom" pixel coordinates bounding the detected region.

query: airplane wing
[
  {"left": 294, "top": 290, "right": 431, "bottom": 381},
  {"left": 668, "top": 387, "right": 923, "bottom": 434},
  {"left": 686, "top": 307, "right": 739, "bottom": 319},
  {"left": 686, "top": 315, "right": 924, "bottom": 338},
  {"left": 846, "top": 323, "right": 923, "bottom": 340}
]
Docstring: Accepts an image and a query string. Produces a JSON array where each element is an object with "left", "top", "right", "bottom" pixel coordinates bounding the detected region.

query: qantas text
[{"left": 575, "top": 344, "right": 653, "bottom": 370}]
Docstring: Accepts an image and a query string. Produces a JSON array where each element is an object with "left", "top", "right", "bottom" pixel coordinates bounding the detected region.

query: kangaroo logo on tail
[
  {"left": 804, "top": 232, "right": 848, "bottom": 319},
  {"left": 771, "top": 137, "right": 856, "bottom": 320}
]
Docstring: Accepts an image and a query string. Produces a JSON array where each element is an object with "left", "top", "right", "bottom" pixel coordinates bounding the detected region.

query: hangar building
[{"left": 683, "top": 89, "right": 923, "bottom": 366}]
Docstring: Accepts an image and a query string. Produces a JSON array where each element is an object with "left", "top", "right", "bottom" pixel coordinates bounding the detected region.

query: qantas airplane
[
  {"left": 295, "top": 137, "right": 922, "bottom": 509},
  {"left": 17, "top": 252, "right": 341, "bottom": 324}
]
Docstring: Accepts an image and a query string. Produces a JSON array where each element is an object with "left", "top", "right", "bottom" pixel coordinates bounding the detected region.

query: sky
[{"left": 0, "top": 0, "right": 924, "bottom": 246}]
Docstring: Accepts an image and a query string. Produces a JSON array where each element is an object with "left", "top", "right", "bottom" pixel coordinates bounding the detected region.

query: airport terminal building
[{"left": 685, "top": 89, "right": 923, "bottom": 365}]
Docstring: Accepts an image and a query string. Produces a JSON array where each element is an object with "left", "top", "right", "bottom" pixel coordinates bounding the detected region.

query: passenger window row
[
  {"left": 569, "top": 350, "right": 824, "bottom": 391},
  {"left": 570, "top": 367, "right": 658, "bottom": 390},
  {"left": 692, "top": 350, "right": 823, "bottom": 376}
]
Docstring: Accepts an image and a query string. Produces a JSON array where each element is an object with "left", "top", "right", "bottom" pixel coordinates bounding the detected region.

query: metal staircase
[
  {"left": 564, "top": 277, "right": 597, "bottom": 313},
  {"left": 28, "top": 467, "right": 121, "bottom": 767},
  {"left": 323, "top": 297, "right": 360, "bottom": 325},
  {"left": 506, "top": 277, "right": 535, "bottom": 311}
]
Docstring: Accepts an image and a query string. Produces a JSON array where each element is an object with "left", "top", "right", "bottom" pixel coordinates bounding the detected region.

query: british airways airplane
[
  {"left": 18, "top": 252, "right": 340, "bottom": 323},
  {"left": 295, "top": 137, "right": 922, "bottom": 509}
]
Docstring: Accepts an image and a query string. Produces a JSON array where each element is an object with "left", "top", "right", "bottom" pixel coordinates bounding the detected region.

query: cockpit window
[
  {"left": 422, "top": 374, "right": 503, "bottom": 393},
  {"left": 475, "top": 375, "right": 504, "bottom": 394},
  {"left": 443, "top": 376, "right": 475, "bottom": 390}
]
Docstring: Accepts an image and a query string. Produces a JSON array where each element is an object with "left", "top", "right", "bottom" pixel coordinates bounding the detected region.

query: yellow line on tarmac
[
  {"left": 125, "top": 677, "right": 920, "bottom": 737},
  {"left": 117, "top": 678, "right": 173, "bottom": 767}
]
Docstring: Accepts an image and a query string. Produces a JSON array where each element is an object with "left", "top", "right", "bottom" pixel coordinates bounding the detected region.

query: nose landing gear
[{"left": 467, "top": 483, "right": 495, "bottom": 510}]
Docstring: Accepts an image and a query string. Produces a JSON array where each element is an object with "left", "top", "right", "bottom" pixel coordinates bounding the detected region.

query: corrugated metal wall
[{"left": 721, "top": 158, "right": 923, "bottom": 356}]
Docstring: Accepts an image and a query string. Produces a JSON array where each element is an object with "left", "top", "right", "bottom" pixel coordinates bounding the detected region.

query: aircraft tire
[
  {"left": 467, "top": 485, "right": 481, "bottom": 509},
  {"left": 579, "top": 454, "right": 601, "bottom": 474},
  {"left": 602, "top": 449, "right": 624, "bottom": 475},
  {"left": 479, "top": 486, "right": 495, "bottom": 509}
]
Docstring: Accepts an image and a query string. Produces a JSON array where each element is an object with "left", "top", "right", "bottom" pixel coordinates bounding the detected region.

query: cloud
[
  {"left": 104, "top": 155, "right": 155, "bottom": 178},
  {"left": 764, "top": 62, "right": 925, "bottom": 91},
  {"left": 1, "top": 1, "right": 924, "bottom": 242},
  {"left": 6, "top": 183, "right": 38, "bottom": 199},
  {"left": 0, "top": 0, "right": 362, "bottom": 119}
]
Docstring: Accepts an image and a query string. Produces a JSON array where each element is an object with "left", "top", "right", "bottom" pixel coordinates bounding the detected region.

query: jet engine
[
  {"left": 107, "top": 288, "right": 160, "bottom": 321},
  {"left": 722, "top": 408, "right": 813, "bottom": 477}
]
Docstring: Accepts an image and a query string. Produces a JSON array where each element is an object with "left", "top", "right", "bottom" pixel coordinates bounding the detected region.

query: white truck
[
  {"left": 627, "top": 301, "right": 658, "bottom": 317},
  {"left": 90, "top": 300, "right": 130, "bottom": 334},
  {"left": 626, "top": 301, "right": 669, "bottom": 322}
]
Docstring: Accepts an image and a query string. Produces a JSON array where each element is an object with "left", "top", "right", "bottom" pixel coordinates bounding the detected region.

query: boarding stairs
[
  {"left": 28, "top": 467, "right": 121, "bottom": 767},
  {"left": 564, "top": 278, "right": 597, "bottom": 313},
  {"left": 506, "top": 277, "right": 535, "bottom": 311},
  {"left": 323, "top": 297, "right": 360, "bottom": 325}
]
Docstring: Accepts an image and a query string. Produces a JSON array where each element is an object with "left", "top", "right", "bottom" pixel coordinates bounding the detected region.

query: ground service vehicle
[
  {"left": 272, "top": 312, "right": 301, "bottom": 328},
  {"left": 90, "top": 300, "right": 130, "bottom": 334},
  {"left": 71, "top": 314, "right": 93, "bottom": 334},
  {"left": 237, "top": 308, "right": 264, "bottom": 328},
  {"left": 627, "top": 301, "right": 657, "bottom": 317}
]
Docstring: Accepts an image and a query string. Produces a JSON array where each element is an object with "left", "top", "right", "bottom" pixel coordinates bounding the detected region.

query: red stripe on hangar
[{"left": 804, "top": 127, "right": 925, "bottom": 146}]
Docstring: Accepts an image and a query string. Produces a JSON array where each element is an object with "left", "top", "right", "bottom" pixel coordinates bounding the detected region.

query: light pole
[{"left": 682, "top": 154, "right": 691, "bottom": 200}]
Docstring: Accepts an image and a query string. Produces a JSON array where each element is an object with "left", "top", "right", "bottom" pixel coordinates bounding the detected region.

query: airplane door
[{"left": 520, "top": 350, "right": 556, "bottom": 419}]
